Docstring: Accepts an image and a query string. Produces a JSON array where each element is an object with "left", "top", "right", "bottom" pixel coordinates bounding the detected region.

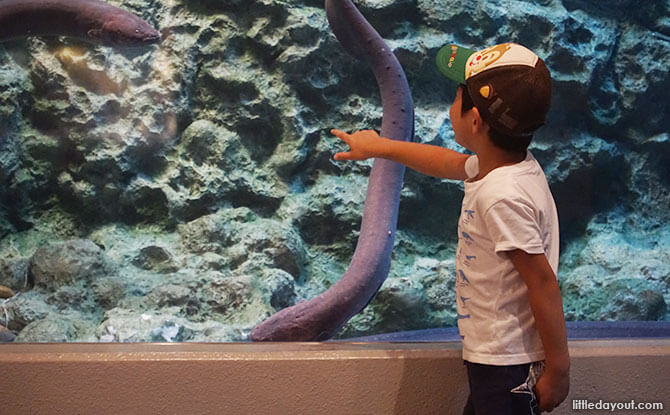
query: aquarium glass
[{"left": 0, "top": 0, "right": 668, "bottom": 342}]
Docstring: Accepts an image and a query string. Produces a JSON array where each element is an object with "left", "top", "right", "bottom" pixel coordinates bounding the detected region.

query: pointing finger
[
  {"left": 330, "top": 129, "right": 350, "bottom": 141},
  {"left": 334, "top": 151, "right": 352, "bottom": 161}
]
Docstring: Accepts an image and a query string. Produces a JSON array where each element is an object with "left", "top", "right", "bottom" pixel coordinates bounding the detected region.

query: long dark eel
[
  {"left": 0, "top": 0, "right": 160, "bottom": 46},
  {"left": 250, "top": 0, "right": 414, "bottom": 341}
]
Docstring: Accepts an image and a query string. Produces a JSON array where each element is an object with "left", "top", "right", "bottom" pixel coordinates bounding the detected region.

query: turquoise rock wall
[{"left": 0, "top": 0, "right": 668, "bottom": 341}]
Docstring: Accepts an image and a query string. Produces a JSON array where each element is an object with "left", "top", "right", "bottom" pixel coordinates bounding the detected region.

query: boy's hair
[
  {"left": 437, "top": 43, "right": 552, "bottom": 151},
  {"left": 460, "top": 85, "right": 533, "bottom": 152}
]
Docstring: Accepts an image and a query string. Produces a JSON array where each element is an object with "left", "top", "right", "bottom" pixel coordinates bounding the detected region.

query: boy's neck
[{"left": 473, "top": 146, "right": 526, "bottom": 180}]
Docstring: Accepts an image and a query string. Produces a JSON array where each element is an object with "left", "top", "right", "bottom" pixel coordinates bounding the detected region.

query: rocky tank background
[{"left": 0, "top": 0, "right": 668, "bottom": 342}]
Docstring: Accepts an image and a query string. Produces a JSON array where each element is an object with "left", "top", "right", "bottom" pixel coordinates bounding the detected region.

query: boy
[{"left": 331, "top": 42, "right": 569, "bottom": 414}]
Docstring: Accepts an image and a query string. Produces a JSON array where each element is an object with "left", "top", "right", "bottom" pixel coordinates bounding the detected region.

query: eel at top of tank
[{"left": 0, "top": 0, "right": 160, "bottom": 46}]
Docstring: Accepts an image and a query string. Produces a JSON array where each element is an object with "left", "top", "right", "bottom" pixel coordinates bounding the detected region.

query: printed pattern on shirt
[{"left": 456, "top": 204, "right": 476, "bottom": 331}]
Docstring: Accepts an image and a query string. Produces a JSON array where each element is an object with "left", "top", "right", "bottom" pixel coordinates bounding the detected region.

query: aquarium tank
[{"left": 0, "top": 0, "right": 668, "bottom": 343}]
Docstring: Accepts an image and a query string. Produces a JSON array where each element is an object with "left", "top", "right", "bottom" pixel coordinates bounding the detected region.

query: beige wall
[{"left": 1, "top": 340, "right": 668, "bottom": 414}]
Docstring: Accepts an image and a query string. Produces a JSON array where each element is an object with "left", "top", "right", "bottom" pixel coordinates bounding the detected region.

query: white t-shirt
[{"left": 456, "top": 151, "right": 559, "bottom": 365}]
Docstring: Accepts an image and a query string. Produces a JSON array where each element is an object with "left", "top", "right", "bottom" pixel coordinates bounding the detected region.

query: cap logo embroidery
[
  {"left": 447, "top": 45, "right": 458, "bottom": 68},
  {"left": 465, "top": 43, "right": 512, "bottom": 79},
  {"left": 479, "top": 85, "right": 491, "bottom": 99}
]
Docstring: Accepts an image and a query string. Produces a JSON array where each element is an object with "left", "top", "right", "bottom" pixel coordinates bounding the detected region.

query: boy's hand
[
  {"left": 536, "top": 367, "right": 570, "bottom": 412},
  {"left": 331, "top": 129, "right": 386, "bottom": 161}
]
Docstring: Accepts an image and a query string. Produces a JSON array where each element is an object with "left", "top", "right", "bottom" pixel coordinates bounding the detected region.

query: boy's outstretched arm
[
  {"left": 508, "top": 249, "right": 570, "bottom": 413},
  {"left": 331, "top": 129, "right": 470, "bottom": 180}
]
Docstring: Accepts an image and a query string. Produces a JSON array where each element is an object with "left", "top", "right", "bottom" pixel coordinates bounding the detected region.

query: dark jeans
[{"left": 462, "top": 360, "right": 543, "bottom": 415}]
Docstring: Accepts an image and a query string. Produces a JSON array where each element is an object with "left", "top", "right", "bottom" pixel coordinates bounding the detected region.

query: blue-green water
[{"left": 0, "top": 0, "right": 668, "bottom": 342}]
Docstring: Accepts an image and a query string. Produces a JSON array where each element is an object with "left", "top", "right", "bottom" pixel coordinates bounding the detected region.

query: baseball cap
[{"left": 436, "top": 43, "right": 551, "bottom": 137}]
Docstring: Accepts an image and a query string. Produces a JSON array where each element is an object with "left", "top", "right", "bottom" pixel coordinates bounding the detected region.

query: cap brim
[{"left": 436, "top": 44, "right": 475, "bottom": 84}]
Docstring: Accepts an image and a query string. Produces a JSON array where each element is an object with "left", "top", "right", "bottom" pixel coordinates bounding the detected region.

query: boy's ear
[
  {"left": 469, "top": 106, "right": 490, "bottom": 135},
  {"left": 470, "top": 107, "right": 484, "bottom": 133}
]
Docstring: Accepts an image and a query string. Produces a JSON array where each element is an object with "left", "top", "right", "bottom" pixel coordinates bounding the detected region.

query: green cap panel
[{"left": 436, "top": 44, "right": 475, "bottom": 84}]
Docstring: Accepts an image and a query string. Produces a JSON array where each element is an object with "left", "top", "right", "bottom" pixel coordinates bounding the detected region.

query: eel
[
  {"left": 250, "top": 0, "right": 414, "bottom": 341},
  {"left": 0, "top": 0, "right": 160, "bottom": 46}
]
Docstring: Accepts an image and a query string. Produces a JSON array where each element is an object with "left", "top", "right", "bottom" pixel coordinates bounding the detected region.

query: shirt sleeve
[
  {"left": 464, "top": 155, "right": 479, "bottom": 179},
  {"left": 483, "top": 196, "right": 545, "bottom": 254}
]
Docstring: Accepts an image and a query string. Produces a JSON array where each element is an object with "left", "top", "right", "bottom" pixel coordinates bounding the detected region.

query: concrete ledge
[{"left": 1, "top": 340, "right": 669, "bottom": 414}]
